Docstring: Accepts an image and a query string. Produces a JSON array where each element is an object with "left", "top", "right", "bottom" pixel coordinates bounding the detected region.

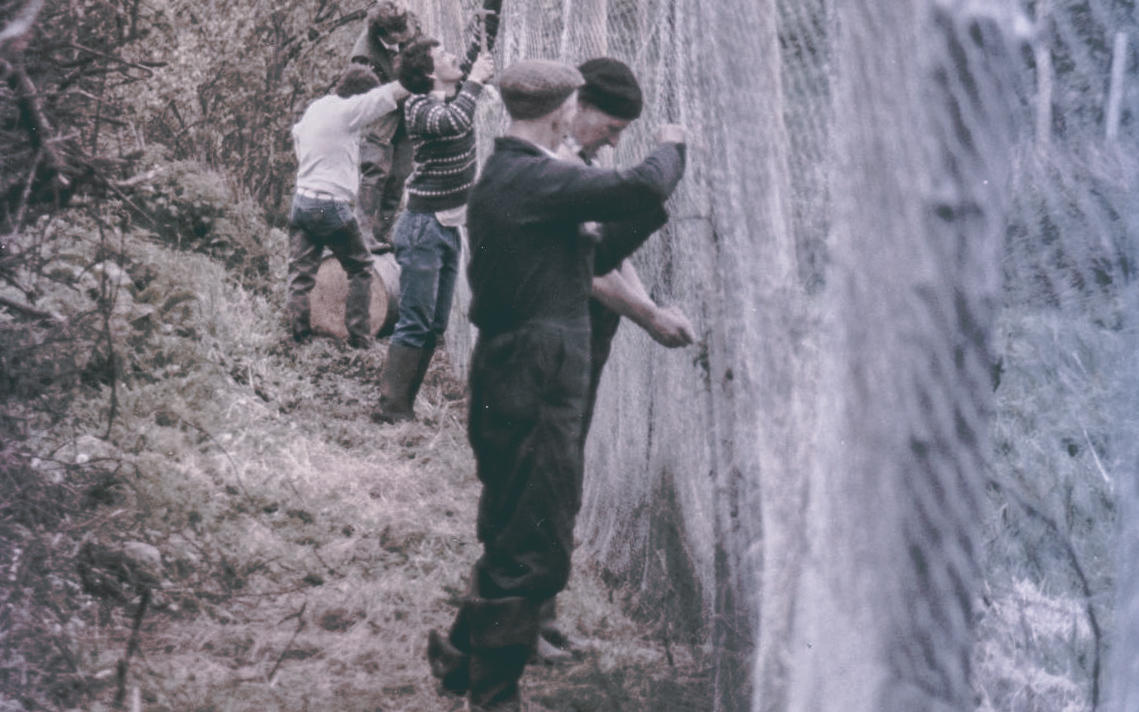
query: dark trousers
[
  {"left": 357, "top": 131, "right": 414, "bottom": 247},
  {"left": 286, "top": 195, "right": 373, "bottom": 341},
  {"left": 431, "top": 321, "right": 591, "bottom": 705},
  {"left": 467, "top": 320, "right": 592, "bottom": 603},
  {"left": 530, "top": 300, "right": 621, "bottom": 639},
  {"left": 581, "top": 299, "right": 622, "bottom": 449}
]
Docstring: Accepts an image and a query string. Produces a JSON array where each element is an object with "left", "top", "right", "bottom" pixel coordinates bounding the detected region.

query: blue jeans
[
  {"left": 390, "top": 210, "right": 461, "bottom": 350},
  {"left": 287, "top": 194, "right": 373, "bottom": 341}
]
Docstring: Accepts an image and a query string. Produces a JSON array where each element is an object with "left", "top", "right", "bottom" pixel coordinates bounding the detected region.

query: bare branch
[{"left": 0, "top": 294, "right": 61, "bottom": 322}]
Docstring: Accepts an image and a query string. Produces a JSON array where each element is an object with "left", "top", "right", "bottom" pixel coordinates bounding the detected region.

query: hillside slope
[{"left": 0, "top": 219, "right": 707, "bottom": 712}]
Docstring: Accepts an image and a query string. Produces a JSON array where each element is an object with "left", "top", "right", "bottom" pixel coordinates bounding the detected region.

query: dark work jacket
[
  {"left": 467, "top": 136, "right": 686, "bottom": 335},
  {"left": 349, "top": 0, "right": 502, "bottom": 146}
]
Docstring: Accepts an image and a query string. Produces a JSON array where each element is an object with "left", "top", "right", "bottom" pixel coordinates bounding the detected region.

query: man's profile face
[
  {"left": 429, "top": 45, "right": 464, "bottom": 83},
  {"left": 572, "top": 103, "right": 631, "bottom": 161}
]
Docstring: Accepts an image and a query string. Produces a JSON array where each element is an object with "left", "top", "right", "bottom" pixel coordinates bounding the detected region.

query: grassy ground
[
  {"left": 2, "top": 209, "right": 1118, "bottom": 712},
  {"left": 1, "top": 310, "right": 709, "bottom": 712}
]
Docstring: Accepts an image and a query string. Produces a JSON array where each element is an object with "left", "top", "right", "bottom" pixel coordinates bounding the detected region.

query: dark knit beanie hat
[
  {"left": 578, "top": 57, "right": 643, "bottom": 120},
  {"left": 499, "top": 60, "right": 585, "bottom": 120}
]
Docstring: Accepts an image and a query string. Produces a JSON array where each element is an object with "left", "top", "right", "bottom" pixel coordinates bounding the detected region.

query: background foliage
[
  {"left": 1, "top": 0, "right": 1137, "bottom": 711},
  {"left": 1, "top": 2, "right": 711, "bottom": 710}
]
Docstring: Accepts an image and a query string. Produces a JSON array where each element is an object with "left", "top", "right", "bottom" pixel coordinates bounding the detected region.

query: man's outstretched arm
[{"left": 592, "top": 262, "right": 695, "bottom": 348}]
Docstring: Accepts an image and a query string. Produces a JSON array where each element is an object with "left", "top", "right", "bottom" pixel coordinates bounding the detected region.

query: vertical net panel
[
  {"left": 570, "top": 0, "right": 723, "bottom": 651},
  {"left": 575, "top": 1, "right": 814, "bottom": 710},
  {"left": 787, "top": 2, "right": 1002, "bottom": 709},
  {"left": 1109, "top": 258, "right": 1139, "bottom": 712},
  {"left": 413, "top": 0, "right": 1139, "bottom": 710}
]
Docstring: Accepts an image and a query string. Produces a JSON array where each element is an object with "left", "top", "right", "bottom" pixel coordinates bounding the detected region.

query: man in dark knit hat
[
  {"left": 528, "top": 56, "right": 697, "bottom": 663},
  {"left": 425, "top": 58, "right": 688, "bottom": 712}
]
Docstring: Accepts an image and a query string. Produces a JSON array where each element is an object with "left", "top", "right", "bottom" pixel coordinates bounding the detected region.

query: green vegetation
[
  {"left": 0, "top": 197, "right": 708, "bottom": 711},
  {"left": 2, "top": 1, "right": 1130, "bottom": 710}
]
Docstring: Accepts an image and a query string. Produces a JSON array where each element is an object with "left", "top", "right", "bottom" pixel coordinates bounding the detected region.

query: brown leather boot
[{"left": 371, "top": 344, "right": 422, "bottom": 423}]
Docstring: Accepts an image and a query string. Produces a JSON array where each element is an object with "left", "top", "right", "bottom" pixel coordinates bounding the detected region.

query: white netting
[{"left": 407, "top": 1, "right": 1137, "bottom": 711}]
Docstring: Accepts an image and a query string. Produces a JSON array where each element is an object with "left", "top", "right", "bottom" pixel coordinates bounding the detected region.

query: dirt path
[{"left": 77, "top": 340, "right": 708, "bottom": 712}]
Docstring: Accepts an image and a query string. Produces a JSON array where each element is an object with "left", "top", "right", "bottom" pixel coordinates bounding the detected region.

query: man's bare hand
[
  {"left": 469, "top": 53, "right": 495, "bottom": 85},
  {"left": 654, "top": 123, "right": 687, "bottom": 145},
  {"left": 647, "top": 305, "right": 695, "bottom": 348}
]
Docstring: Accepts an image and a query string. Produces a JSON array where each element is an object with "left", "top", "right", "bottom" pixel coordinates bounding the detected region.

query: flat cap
[
  {"left": 499, "top": 60, "right": 585, "bottom": 120},
  {"left": 578, "top": 57, "right": 643, "bottom": 120}
]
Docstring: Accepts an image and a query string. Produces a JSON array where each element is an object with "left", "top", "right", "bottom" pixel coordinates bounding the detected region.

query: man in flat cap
[
  {"left": 425, "top": 58, "right": 687, "bottom": 712},
  {"left": 350, "top": 0, "right": 503, "bottom": 255},
  {"left": 532, "top": 56, "right": 697, "bottom": 663}
]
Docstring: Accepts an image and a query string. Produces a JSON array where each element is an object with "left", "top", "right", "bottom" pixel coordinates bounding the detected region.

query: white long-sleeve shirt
[{"left": 292, "top": 82, "right": 405, "bottom": 204}]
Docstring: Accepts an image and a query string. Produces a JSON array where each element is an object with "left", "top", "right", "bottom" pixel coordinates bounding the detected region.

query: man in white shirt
[{"left": 287, "top": 64, "right": 410, "bottom": 347}]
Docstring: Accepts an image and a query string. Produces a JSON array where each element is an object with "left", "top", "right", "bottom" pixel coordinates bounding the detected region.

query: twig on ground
[
  {"left": 114, "top": 588, "right": 151, "bottom": 709},
  {"left": 267, "top": 600, "right": 308, "bottom": 685},
  {"left": 0, "top": 293, "right": 61, "bottom": 322}
]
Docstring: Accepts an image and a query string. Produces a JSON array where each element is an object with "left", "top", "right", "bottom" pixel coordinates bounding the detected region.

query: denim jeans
[
  {"left": 390, "top": 210, "right": 461, "bottom": 350},
  {"left": 287, "top": 194, "right": 373, "bottom": 341}
]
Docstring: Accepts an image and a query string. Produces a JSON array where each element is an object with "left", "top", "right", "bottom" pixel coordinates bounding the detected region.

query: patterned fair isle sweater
[{"left": 403, "top": 80, "right": 485, "bottom": 214}]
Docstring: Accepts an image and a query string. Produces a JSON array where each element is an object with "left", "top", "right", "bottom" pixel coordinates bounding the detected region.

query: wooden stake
[{"left": 1106, "top": 32, "right": 1128, "bottom": 142}]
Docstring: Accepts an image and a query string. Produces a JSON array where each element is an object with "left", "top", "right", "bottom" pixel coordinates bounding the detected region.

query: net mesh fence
[
  {"left": 4, "top": 0, "right": 1134, "bottom": 709},
  {"left": 413, "top": 1, "right": 1135, "bottom": 710}
]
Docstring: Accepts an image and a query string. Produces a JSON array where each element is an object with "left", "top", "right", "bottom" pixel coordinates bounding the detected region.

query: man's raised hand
[{"left": 469, "top": 52, "right": 495, "bottom": 85}]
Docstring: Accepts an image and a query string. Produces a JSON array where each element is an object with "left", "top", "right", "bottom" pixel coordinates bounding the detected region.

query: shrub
[{"left": 134, "top": 159, "right": 276, "bottom": 292}]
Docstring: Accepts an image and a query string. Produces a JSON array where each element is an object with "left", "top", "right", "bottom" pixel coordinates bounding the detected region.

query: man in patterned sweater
[
  {"left": 371, "top": 39, "right": 495, "bottom": 423},
  {"left": 350, "top": 0, "right": 502, "bottom": 254}
]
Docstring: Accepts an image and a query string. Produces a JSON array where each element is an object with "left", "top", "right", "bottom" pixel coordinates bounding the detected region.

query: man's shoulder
[
  {"left": 405, "top": 93, "right": 440, "bottom": 109},
  {"left": 304, "top": 94, "right": 340, "bottom": 114},
  {"left": 555, "top": 141, "right": 586, "bottom": 165},
  {"left": 349, "top": 29, "right": 396, "bottom": 66},
  {"left": 493, "top": 136, "right": 557, "bottom": 158},
  {"left": 349, "top": 28, "right": 372, "bottom": 62},
  {"left": 479, "top": 138, "right": 547, "bottom": 174}
]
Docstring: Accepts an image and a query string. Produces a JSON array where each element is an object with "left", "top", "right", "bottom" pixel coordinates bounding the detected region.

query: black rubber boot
[
  {"left": 466, "top": 596, "right": 539, "bottom": 712},
  {"left": 427, "top": 605, "right": 471, "bottom": 696},
  {"left": 371, "top": 344, "right": 422, "bottom": 423},
  {"left": 406, "top": 339, "right": 437, "bottom": 413}
]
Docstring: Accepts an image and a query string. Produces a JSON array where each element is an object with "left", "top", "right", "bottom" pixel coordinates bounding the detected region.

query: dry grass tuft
[{"left": 0, "top": 213, "right": 708, "bottom": 710}]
